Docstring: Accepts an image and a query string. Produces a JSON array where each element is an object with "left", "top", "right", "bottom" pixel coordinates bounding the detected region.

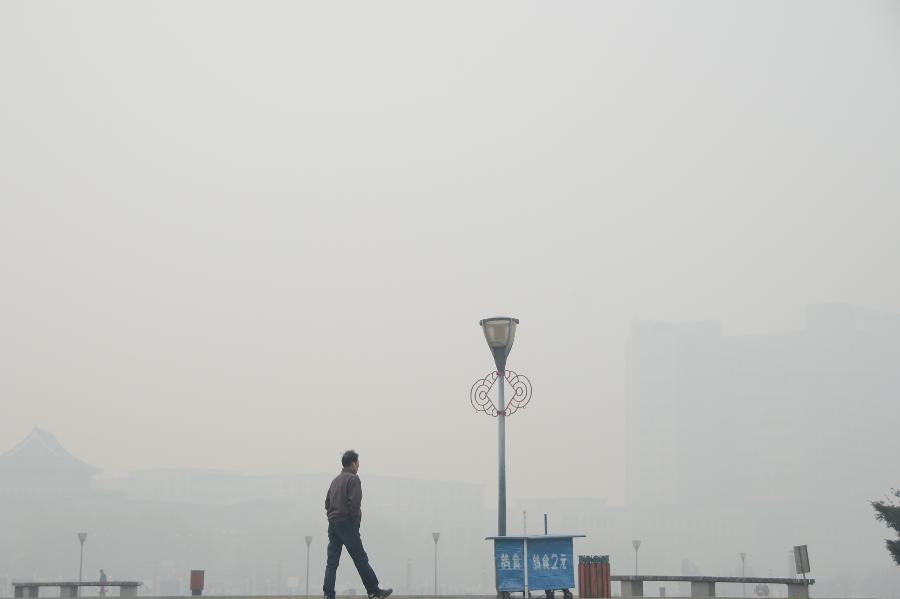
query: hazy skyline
[{"left": 3, "top": 1, "right": 900, "bottom": 510}]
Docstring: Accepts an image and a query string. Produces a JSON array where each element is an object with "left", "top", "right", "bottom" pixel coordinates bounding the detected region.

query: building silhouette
[
  {"left": 0, "top": 430, "right": 492, "bottom": 596},
  {"left": 626, "top": 303, "right": 900, "bottom": 513},
  {"left": 0, "top": 428, "right": 101, "bottom": 498},
  {"left": 624, "top": 303, "right": 900, "bottom": 595}
]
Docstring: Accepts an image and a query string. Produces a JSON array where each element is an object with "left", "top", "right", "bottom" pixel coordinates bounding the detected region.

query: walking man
[{"left": 323, "top": 450, "right": 392, "bottom": 599}]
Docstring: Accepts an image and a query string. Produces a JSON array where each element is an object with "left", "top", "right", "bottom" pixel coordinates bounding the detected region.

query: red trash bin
[
  {"left": 190, "top": 570, "right": 204, "bottom": 596},
  {"left": 577, "top": 556, "right": 610, "bottom": 598}
]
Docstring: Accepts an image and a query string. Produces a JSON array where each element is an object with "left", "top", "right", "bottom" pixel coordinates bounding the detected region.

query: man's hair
[{"left": 342, "top": 450, "right": 359, "bottom": 467}]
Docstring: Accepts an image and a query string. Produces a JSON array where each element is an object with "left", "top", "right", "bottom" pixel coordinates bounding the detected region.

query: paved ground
[{"left": 1, "top": 595, "right": 868, "bottom": 599}]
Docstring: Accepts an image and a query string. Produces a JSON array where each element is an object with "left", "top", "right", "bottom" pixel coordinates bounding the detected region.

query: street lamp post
[
  {"left": 632, "top": 540, "right": 641, "bottom": 575},
  {"left": 77, "top": 533, "right": 88, "bottom": 583},
  {"left": 432, "top": 533, "right": 440, "bottom": 595},
  {"left": 406, "top": 559, "right": 412, "bottom": 594},
  {"left": 305, "top": 536, "right": 313, "bottom": 597},
  {"left": 740, "top": 553, "right": 747, "bottom": 596},
  {"left": 477, "top": 317, "right": 519, "bottom": 537}
]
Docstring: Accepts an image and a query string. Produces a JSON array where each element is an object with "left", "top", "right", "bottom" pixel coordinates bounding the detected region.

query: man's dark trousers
[{"left": 323, "top": 518, "right": 379, "bottom": 597}]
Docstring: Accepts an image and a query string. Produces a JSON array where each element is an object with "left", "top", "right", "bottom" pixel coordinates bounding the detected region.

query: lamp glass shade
[
  {"left": 480, "top": 317, "right": 518, "bottom": 349},
  {"left": 78, "top": 533, "right": 88, "bottom": 543},
  {"left": 479, "top": 317, "right": 519, "bottom": 371}
]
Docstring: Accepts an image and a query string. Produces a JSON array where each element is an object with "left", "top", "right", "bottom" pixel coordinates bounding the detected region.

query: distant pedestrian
[
  {"left": 99, "top": 570, "right": 108, "bottom": 597},
  {"left": 323, "top": 450, "right": 392, "bottom": 599}
]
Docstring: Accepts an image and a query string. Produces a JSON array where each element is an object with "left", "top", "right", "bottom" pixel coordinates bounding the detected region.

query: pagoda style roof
[{"left": 0, "top": 428, "right": 102, "bottom": 474}]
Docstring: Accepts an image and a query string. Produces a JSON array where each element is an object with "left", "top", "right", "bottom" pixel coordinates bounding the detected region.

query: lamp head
[{"left": 479, "top": 317, "right": 519, "bottom": 372}]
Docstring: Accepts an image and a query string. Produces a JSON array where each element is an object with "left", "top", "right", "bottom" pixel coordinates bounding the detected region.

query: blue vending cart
[{"left": 487, "top": 535, "right": 585, "bottom": 599}]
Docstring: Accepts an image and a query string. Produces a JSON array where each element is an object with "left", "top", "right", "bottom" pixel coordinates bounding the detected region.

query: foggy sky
[{"left": 2, "top": 1, "right": 900, "bottom": 506}]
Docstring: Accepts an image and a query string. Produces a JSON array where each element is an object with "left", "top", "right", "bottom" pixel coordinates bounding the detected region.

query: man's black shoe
[{"left": 368, "top": 589, "right": 392, "bottom": 599}]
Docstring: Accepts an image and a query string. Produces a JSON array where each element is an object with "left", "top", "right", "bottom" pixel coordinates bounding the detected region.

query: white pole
[
  {"left": 305, "top": 536, "right": 312, "bottom": 597},
  {"left": 523, "top": 510, "right": 529, "bottom": 597},
  {"left": 740, "top": 553, "right": 746, "bottom": 596},
  {"left": 632, "top": 540, "right": 641, "bottom": 576},
  {"left": 498, "top": 374, "right": 506, "bottom": 536},
  {"left": 432, "top": 532, "right": 441, "bottom": 595},
  {"left": 523, "top": 537, "right": 529, "bottom": 599},
  {"left": 77, "top": 532, "right": 87, "bottom": 597}
]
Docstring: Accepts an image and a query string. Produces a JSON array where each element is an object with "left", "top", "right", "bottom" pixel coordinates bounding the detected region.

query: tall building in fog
[{"left": 626, "top": 303, "right": 900, "bottom": 514}]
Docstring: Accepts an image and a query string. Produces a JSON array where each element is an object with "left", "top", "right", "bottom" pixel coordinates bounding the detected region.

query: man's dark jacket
[{"left": 325, "top": 466, "right": 362, "bottom": 522}]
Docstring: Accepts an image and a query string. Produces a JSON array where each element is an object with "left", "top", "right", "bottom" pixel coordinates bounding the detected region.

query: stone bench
[
  {"left": 13, "top": 582, "right": 142, "bottom": 598},
  {"left": 611, "top": 575, "right": 814, "bottom": 598}
]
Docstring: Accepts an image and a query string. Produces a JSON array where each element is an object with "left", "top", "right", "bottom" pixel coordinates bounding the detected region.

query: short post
[
  {"left": 690, "top": 581, "right": 716, "bottom": 597},
  {"left": 785, "top": 582, "right": 809, "bottom": 599},
  {"left": 620, "top": 580, "right": 644, "bottom": 598}
]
